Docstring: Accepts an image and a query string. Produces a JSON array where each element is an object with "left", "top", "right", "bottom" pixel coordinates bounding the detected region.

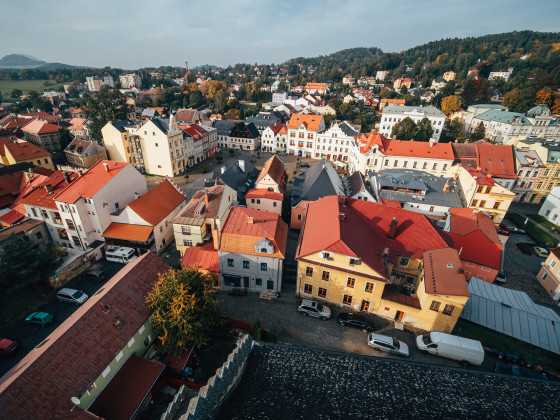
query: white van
[
  {"left": 105, "top": 246, "right": 138, "bottom": 264},
  {"left": 416, "top": 332, "right": 484, "bottom": 366}
]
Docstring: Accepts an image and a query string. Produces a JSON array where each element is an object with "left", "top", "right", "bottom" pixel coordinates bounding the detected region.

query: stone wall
[{"left": 162, "top": 334, "right": 253, "bottom": 420}]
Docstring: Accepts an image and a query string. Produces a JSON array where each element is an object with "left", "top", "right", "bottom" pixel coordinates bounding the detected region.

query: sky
[{"left": 0, "top": 0, "right": 558, "bottom": 69}]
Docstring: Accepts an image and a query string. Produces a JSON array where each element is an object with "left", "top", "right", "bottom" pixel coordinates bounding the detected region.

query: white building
[
  {"left": 379, "top": 105, "right": 446, "bottom": 141},
  {"left": 119, "top": 73, "right": 142, "bottom": 89},
  {"left": 489, "top": 71, "right": 512, "bottom": 82},
  {"left": 54, "top": 160, "right": 148, "bottom": 250},
  {"left": 376, "top": 70, "right": 389, "bottom": 81},
  {"left": 512, "top": 149, "right": 545, "bottom": 202},
  {"left": 538, "top": 187, "right": 560, "bottom": 224},
  {"left": 286, "top": 113, "right": 325, "bottom": 158},
  {"left": 316, "top": 121, "right": 358, "bottom": 163},
  {"left": 261, "top": 122, "right": 284, "bottom": 153}
]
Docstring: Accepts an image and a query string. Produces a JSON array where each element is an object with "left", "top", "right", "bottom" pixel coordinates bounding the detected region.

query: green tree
[
  {"left": 440, "top": 119, "right": 466, "bottom": 143},
  {"left": 11, "top": 89, "right": 22, "bottom": 99},
  {"left": 471, "top": 122, "right": 486, "bottom": 141},
  {"left": 85, "top": 86, "right": 127, "bottom": 140},
  {"left": 58, "top": 128, "right": 73, "bottom": 150},
  {"left": 391, "top": 117, "right": 417, "bottom": 140},
  {"left": 145, "top": 267, "right": 223, "bottom": 353},
  {"left": 415, "top": 117, "right": 433, "bottom": 141},
  {"left": 189, "top": 90, "right": 203, "bottom": 108},
  {"left": 501, "top": 88, "right": 520, "bottom": 110},
  {"left": 0, "top": 234, "right": 59, "bottom": 290}
]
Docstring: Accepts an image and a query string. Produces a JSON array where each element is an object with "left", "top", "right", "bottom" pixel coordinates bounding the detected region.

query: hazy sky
[{"left": 1, "top": 0, "right": 558, "bottom": 69}]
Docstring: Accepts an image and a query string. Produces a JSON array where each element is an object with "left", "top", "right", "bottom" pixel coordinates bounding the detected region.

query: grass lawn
[
  {"left": 0, "top": 79, "right": 70, "bottom": 96},
  {"left": 527, "top": 214, "right": 560, "bottom": 232},
  {"left": 506, "top": 213, "right": 557, "bottom": 247},
  {"left": 0, "top": 284, "right": 53, "bottom": 334},
  {"left": 454, "top": 319, "right": 560, "bottom": 375},
  {"left": 193, "top": 335, "right": 236, "bottom": 383}
]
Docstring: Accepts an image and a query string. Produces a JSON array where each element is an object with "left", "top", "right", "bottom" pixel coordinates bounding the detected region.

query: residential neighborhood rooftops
[
  {"left": 21, "top": 119, "right": 61, "bottom": 134},
  {"left": 126, "top": 179, "right": 185, "bottom": 226},
  {"left": 64, "top": 138, "right": 105, "bottom": 157},
  {"left": 292, "top": 159, "right": 345, "bottom": 206},
  {"left": 17, "top": 170, "right": 79, "bottom": 210},
  {"left": 1, "top": 139, "right": 51, "bottom": 161},
  {"left": 476, "top": 144, "right": 516, "bottom": 179},
  {"left": 256, "top": 155, "right": 287, "bottom": 191},
  {"left": 173, "top": 184, "right": 225, "bottom": 226},
  {"left": 246, "top": 188, "right": 284, "bottom": 201},
  {"left": 181, "top": 243, "right": 220, "bottom": 272},
  {"left": 287, "top": 113, "right": 324, "bottom": 131}
]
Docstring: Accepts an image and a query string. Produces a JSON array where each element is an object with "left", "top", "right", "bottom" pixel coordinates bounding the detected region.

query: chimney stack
[
  {"left": 387, "top": 217, "right": 399, "bottom": 239},
  {"left": 134, "top": 192, "right": 140, "bottom": 199},
  {"left": 103, "top": 162, "right": 109, "bottom": 172},
  {"left": 44, "top": 184, "right": 53, "bottom": 193},
  {"left": 204, "top": 188, "right": 209, "bottom": 203},
  {"left": 338, "top": 212, "right": 345, "bottom": 222},
  {"left": 25, "top": 171, "right": 33, "bottom": 181},
  {"left": 247, "top": 216, "right": 254, "bottom": 224}
]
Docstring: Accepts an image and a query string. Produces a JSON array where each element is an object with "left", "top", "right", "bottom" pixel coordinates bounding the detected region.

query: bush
[
  {"left": 201, "top": 164, "right": 209, "bottom": 173},
  {"left": 253, "top": 320, "right": 262, "bottom": 341}
]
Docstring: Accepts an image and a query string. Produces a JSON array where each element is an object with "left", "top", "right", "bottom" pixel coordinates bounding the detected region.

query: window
[
  {"left": 306, "top": 266, "right": 313, "bottom": 276},
  {"left": 551, "top": 260, "right": 556, "bottom": 268},
  {"left": 297, "top": 214, "right": 302, "bottom": 220},
  {"left": 183, "top": 240, "right": 193, "bottom": 246},
  {"left": 361, "top": 300, "right": 370, "bottom": 312},
  {"left": 480, "top": 200, "right": 486, "bottom": 208},
  {"left": 273, "top": 201, "right": 277, "bottom": 207},
  {"left": 251, "top": 199, "right": 255, "bottom": 203},
  {"left": 400, "top": 257, "right": 410, "bottom": 266},
  {"left": 260, "top": 263, "right": 267, "bottom": 271},
  {"left": 182, "top": 226, "right": 191, "bottom": 234},
  {"left": 321, "top": 271, "right": 330, "bottom": 281},
  {"left": 493, "top": 201, "right": 502, "bottom": 209},
  {"left": 31, "top": 208, "right": 38, "bottom": 217},
  {"left": 542, "top": 273, "right": 548, "bottom": 281},
  {"left": 430, "top": 301, "right": 441, "bottom": 311},
  {"left": 429, "top": 206, "right": 434, "bottom": 212},
  {"left": 42, "top": 210, "right": 49, "bottom": 219},
  {"left": 304, "top": 283, "right": 313, "bottom": 294},
  {"left": 243, "top": 260, "right": 250, "bottom": 269},
  {"left": 66, "top": 220, "right": 76, "bottom": 230},
  {"left": 423, "top": 162, "right": 427, "bottom": 169},
  {"left": 477, "top": 186, "right": 484, "bottom": 193},
  {"left": 347, "top": 277, "right": 356, "bottom": 288},
  {"left": 227, "top": 258, "right": 234, "bottom": 267},
  {"left": 472, "top": 200, "right": 479, "bottom": 207},
  {"left": 432, "top": 163, "right": 437, "bottom": 170},
  {"left": 443, "top": 304, "right": 455, "bottom": 316},
  {"left": 343, "top": 294, "right": 353, "bottom": 305},
  {"left": 413, "top": 162, "right": 417, "bottom": 169},
  {"left": 255, "top": 278, "right": 262, "bottom": 286},
  {"left": 318, "top": 287, "right": 327, "bottom": 298},
  {"left": 365, "top": 282, "right": 374, "bottom": 293}
]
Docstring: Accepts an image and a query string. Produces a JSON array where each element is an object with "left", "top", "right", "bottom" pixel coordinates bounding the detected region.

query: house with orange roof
[
  {"left": 393, "top": 77, "right": 413, "bottom": 89},
  {"left": 172, "top": 184, "right": 236, "bottom": 256},
  {"left": 0, "top": 139, "right": 55, "bottom": 170},
  {"left": 296, "top": 196, "right": 469, "bottom": 333},
  {"left": 218, "top": 206, "right": 288, "bottom": 293},
  {"left": 21, "top": 119, "right": 64, "bottom": 152},
  {"left": 181, "top": 243, "right": 220, "bottom": 275},
  {"left": 54, "top": 160, "right": 147, "bottom": 250},
  {"left": 102, "top": 178, "right": 186, "bottom": 254},
  {"left": 246, "top": 189, "right": 283, "bottom": 215},
  {"left": 379, "top": 98, "right": 405, "bottom": 110},
  {"left": 64, "top": 138, "right": 107, "bottom": 169},
  {"left": 255, "top": 155, "right": 287, "bottom": 193},
  {"left": 305, "top": 82, "right": 328, "bottom": 95},
  {"left": 68, "top": 117, "right": 88, "bottom": 139},
  {"left": 286, "top": 113, "right": 325, "bottom": 158}
]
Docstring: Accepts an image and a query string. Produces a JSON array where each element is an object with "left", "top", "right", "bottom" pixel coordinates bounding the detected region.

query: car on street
[
  {"left": 298, "top": 299, "right": 331, "bottom": 320},
  {"left": 501, "top": 220, "right": 525, "bottom": 235},
  {"left": 25, "top": 312, "right": 54, "bottom": 327},
  {"left": 0, "top": 338, "right": 18, "bottom": 356},
  {"left": 533, "top": 246, "right": 549, "bottom": 258},
  {"left": 337, "top": 312, "right": 375, "bottom": 332},
  {"left": 57, "top": 288, "right": 89, "bottom": 305},
  {"left": 368, "top": 333, "right": 409, "bottom": 357},
  {"left": 82, "top": 268, "right": 107, "bottom": 283}
]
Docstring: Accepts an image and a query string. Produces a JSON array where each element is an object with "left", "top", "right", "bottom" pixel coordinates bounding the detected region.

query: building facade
[
  {"left": 379, "top": 105, "right": 446, "bottom": 141},
  {"left": 286, "top": 113, "right": 325, "bottom": 158},
  {"left": 536, "top": 247, "right": 560, "bottom": 301},
  {"left": 315, "top": 121, "right": 358, "bottom": 163}
]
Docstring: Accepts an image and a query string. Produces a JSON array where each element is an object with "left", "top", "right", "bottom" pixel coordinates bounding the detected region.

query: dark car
[
  {"left": 501, "top": 220, "right": 525, "bottom": 235},
  {"left": 82, "top": 269, "right": 106, "bottom": 282},
  {"left": 0, "top": 338, "right": 18, "bottom": 356},
  {"left": 298, "top": 163, "right": 310, "bottom": 168},
  {"left": 25, "top": 312, "right": 54, "bottom": 327},
  {"left": 337, "top": 312, "right": 375, "bottom": 332}
]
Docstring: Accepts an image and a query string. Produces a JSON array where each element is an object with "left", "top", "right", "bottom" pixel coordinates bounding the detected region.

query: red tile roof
[
  {"left": 476, "top": 144, "right": 517, "bottom": 179},
  {"left": 55, "top": 160, "right": 128, "bottom": 203},
  {"left": 3, "top": 118, "right": 32, "bottom": 130},
  {"left": 175, "top": 109, "right": 198, "bottom": 123},
  {"left": 21, "top": 119, "right": 61, "bottom": 135},
  {"left": 19, "top": 111, "right": 61, "bottom": 122},
  {"left": 246, "top": 188, "right": 284, "bottom": 201},
  {"left": 0, "top": 208, "right": 26, "bottom": 226},
  {"left": 126, "top": 179, "right": 185, "bottom": 226},
  {"left": 17, "top": 170, "right": 79, "bottom": 210},
  {"left": 102, "top": 223, "right": 154, "bottom": 242},
  {"left": 267, "top": 121, "right": 284, "bottom": 135},
  {"left": 423, "top": 248, "right": 470, "bottom": 296},
  {"left": 287, "top": 113, "right": 324, "bottom": 132},
  {"left": 297, "top": 196, "right": 454, "bottom": 279},
  {"left": 355, "top": 132, "right": 454, "bottom": 160},
  {"left": 0, "top": 253, "right": 169, "bottom": 420},
  {"left": 256, "top": 155, "right": 287, "bottom": 192},
  {"left": 466, "top": 167, "right": 495, "bottom": 186},
  {"left": 88, "top": 354, "right": 165, "bottom": 420},
  {"left": 2, "top": 140, "right": 51, "bottom": 161},
  {"left": 220, "top": 207, "right": 288, "bottom": 258},
  {"left": 181, "top": 243, "right": 220, "bottom": 272}
]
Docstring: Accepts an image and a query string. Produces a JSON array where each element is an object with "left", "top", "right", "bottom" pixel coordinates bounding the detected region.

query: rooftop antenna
[{"left": 185, "top": 61, "right": 189, "bottom": 75}]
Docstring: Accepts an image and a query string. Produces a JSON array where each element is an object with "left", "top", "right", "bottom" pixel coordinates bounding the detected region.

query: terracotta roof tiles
[
  {"left": 126, "top": 179, "right": 185, "bottom": 226},
  {"left": 181, "top": 244, "right": 220, "bottom": 272},
  {"left": 423, "top": 248, "right": 470, "bottom": 297},
  {"left": 287, "top": 113, "right": 324, "bottom": 132}
]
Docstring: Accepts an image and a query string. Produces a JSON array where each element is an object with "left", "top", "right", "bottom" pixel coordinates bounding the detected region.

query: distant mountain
[{"left": 0, "top": 53, "right": 47, "bottom": 68}]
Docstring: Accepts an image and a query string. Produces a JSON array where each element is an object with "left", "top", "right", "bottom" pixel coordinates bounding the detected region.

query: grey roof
[
  {"left": 346, "top": 171, "right": 367, "bottom": 196},
  {"left": 245, "top": 112, "right": 284, "bottom": 128},
  {"left": 216, "top": 343, "right": 560, "bottom": 420},
  {"left": 514, "top": 149, "right": 545, "bottom": 167},
  {"left": 338, "top": 121, "right": 358, "bottom": 136},
  {"left": 517, "top": 137, "right": 560, "bottom": 162},
  {"left": 369, "top": 169, "right": 464, "bottom": 208},
  {"left": 111, "top": 120, "right": 135, "bottom": 133},
  {"left": 141, "top": 108, "right": 156, "bottom": 117},
  {"left": 527, "top": 104, "right": 551, "bottom": 118},
  {"left": 475, "top": 109, "right": 531, "bottom": 125},
  {"left": 383, "top": 105, "right": 445, "bottom": 118},
  {"left": 151, "top": 117, "right": 170, "bottom": 133},
  {"left": 291, "top": 159, "right": 345, "bottom": 206},
  {"left": 212, "top": 119, "right": 235, "bottom": 136},
  {"left": 461, "top": 277, "right": 560, "bottom": 355},
  {"left": 470, "top": 104, "right": 508, "bottom": 110},
  {"left": 212, "top": 153, "right": 258, "bottom": 202}
]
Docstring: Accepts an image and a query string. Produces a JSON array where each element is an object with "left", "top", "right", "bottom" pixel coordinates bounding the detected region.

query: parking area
[{"left": 219, "top": 291, "right": 495, "bottom": 373}]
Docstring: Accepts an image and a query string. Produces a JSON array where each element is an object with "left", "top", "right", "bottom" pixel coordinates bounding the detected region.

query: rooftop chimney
[
  {"left": 103, "top": 162, "right": 109, "bottom": 172},
  {"left": 247, "top": 216, "right": 254, "bottom": 224},
  {"left": 204, "top": 188, "right": 210, "bottom": 203},
  {"left": 134, "top": 192, "right": 140, "bottom": 199},
  {"left": 25, "top": 171, "right": 33, "bottom": 181},
  {"left": 387, "top": 217, "right": 399, "bottom": 239},
  {"left": 44, "top": 184, "right": 53, "bottom": 193},
  {"left": 338, "top": 212, "right": 345, "bottom": 222},
  {"left": 62, "top": 171, "right": 70, "bottom": 184}
]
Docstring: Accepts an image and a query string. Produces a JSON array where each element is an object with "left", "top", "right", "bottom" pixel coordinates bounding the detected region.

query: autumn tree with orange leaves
[
  {"left": 535, "top": 87, "right": 553, "bottom": 107},
  {"left": 146, "top": 267, "right": 222, "bottom": 353}
]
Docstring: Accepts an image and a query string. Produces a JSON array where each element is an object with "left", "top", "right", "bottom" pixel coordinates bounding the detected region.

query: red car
[{"left": 0, "top": 338, "right": 19, "bottom": 356}]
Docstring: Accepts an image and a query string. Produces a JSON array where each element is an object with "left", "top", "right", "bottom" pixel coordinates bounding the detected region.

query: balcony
[{"left": 381, "top": 284, "right": 421, "bottom": 309}]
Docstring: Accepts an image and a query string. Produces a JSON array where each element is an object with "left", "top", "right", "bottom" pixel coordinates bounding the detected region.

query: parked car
[
  {"left": 416, "top": 332, "right": 484, "bottom": 365},
  {"left": 0, "top": 338, "right": 18, "bottom": 356},
  {"left": 57, "top": 288, "right": 89, "bottom": 305},
  {"left": 82, "top": 269, "right": 106, "bottom": 283},
  {"left": 533, "top": 246, "right": 549, "bottom": 258},
  {"left": 337, "top": 312, "right": 375, "bottom": 332},
  {"left": 298, "top": 299, "right": 331, "bottom": 320},
  {"left": 367, "top": 333, "right": 409, "bottom": 357},
  {"left": 501, "top": 220, "right": 525, "bottom": 235},
  {"left": 25, "top": 312, "right": 54, "bottom": 327}
]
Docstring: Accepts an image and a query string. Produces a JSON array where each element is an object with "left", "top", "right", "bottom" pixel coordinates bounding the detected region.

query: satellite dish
[
  {"left": 318, "top": 251, "right": 324, "bottom": 258},
  {"left": 71, "top": 397, "right": 81, "bottom": 405}
]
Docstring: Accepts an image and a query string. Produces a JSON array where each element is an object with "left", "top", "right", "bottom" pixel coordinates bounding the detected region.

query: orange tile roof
[
  {"left": 55, "top": 160, "right": 128, "bottom": 203},
  {"left": 19, "top": 111, "right": 61, "bottom": 122},
  {"left": 21, "top": 119, "right": 61, "bottom": 135},
  {"left": 476, "top": 144, "right": 517, "bottom": 179},
  {"left": 305, "top": 83, "right": 327, "bottom": 90},
  {"left": 17, "top": 170, "right": 79, "bottom": 209},
  {"left": 277, "top": 126, "right": 288, "bottom": 135},
  {"left": 3, "top": 118, "right": 32, "bottom": 130},
  {"left": 102, "top": 223, "right": 154, "bottom": 242},
  {"left": 219, "top": 207, "right": 288, "bottom": 258},
  {"left": 287, "top": 113, "right": 324, "bottom": 132},
  {"left": 181, "top": 244, "right": 220, "bottom": 272},
  {"left": 355, "top": 132, "right": 454, "bottom": 160},
  {"left": 380, "top": 99, "right": 405, "bottom": 105},
  {"left": 423, "top": 248, "right": 469, "bottom": 297},
  {"left": 256, "top": 155, "right": 287, "bottom": 192},
  {"left": 246, "top": 188, "right": 284, "bottom": 201},
  {"left": 466, "top": 168, "right": 495, "bottom": 186},
  {"left": 127, "top": 179, "right": 185, "bottom": 226},
  {"left": 3, "top": 140, "right": 50, "bottom": 161}
]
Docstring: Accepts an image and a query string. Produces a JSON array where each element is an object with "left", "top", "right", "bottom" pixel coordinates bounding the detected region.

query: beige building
[
  {"left": 246, "top": 189, "right": 283, "bottom": 215},
  {"left": 64, "top": 138, "right": 107, "bottom": 168},
  {"left": 0, "top": 139, "right": 55, "bottom": 171},
  {"left": 537, "top": 247, "right": 560, "bottom": 301}
]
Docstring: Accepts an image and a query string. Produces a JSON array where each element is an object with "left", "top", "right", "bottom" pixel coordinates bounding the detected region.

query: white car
[
  {"left": 368, "top": 333, "right": 409, "bottom": 357},
  {"left": 57, "top": 288, "right": 89, "bottom": 305},
  {"left": 298, "top": 299, "right": 331, "bottom": 320}
]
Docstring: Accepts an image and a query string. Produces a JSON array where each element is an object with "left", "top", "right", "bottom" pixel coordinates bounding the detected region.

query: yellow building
[
  {"left": 296, "top": 196, "right": 469, "bottom": 333},
  {"left": 64, "top": 138, "right": 108, "bottom": 168},
  {"left": 0, "top": 139, "right": 55, "bottom": 170}
]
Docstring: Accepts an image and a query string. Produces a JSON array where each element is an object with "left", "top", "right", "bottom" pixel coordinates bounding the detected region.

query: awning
[{"left": 102, "top": 223, "right": 153, "bottom": 243}]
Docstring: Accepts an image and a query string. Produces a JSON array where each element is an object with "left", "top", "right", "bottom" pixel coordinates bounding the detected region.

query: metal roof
[{"left": 461, "top": 277, "right": 560, "bottom": 354}]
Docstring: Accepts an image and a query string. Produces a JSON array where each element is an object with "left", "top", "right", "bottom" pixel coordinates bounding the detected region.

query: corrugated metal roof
[{"left": 461, "top": 277, "right": 560, "bottom": 354}]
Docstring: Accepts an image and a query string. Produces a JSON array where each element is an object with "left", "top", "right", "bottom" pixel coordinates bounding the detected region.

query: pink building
[{"left": 246, "top": 189, "right": 283, "bottom": 215}]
